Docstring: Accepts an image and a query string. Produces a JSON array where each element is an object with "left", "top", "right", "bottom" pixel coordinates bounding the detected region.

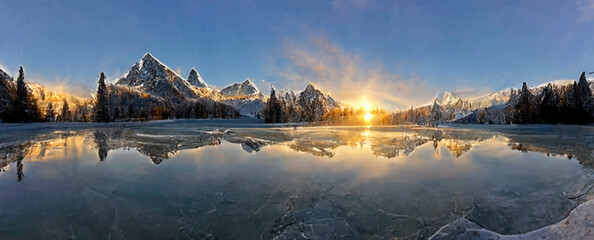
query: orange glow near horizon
[
  {"left": 362, "top": 101, "right": 374, "bottom": 125},
  {"left": 363, "top": 112, "right": 373, "bottom": 122}
]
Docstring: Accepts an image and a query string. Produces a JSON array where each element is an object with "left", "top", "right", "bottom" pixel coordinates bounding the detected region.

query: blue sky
[{"left": 0, "top": 0, "right": 592, "bottom": 107}]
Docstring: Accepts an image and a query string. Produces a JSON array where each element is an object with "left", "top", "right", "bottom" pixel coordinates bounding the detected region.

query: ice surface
[{"left": 0, "top": 121, "right": 592, "bottom": 239}]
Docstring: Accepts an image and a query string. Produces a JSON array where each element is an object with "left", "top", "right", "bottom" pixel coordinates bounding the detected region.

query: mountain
[
  {"left": 0, "top": 67, "right": 15, "bottom": 120},
  {"left": 263, "top": 82, "right": 340, "bottom": 123},
  {"left": 395, "top": 73, "right": 594, "bottom": 126},
  {"left": 221, "top": 98, "right": 265, "bottom": 118},
  {"left": 216, "top": 79, "right": 265, "bottom": 117},
  {"left": 455, "top": 73, "right": 594, "bottom": 125},
  {"left": 115, "top": 53, "right": 201, "bottom": 99},
  {"left": 0, "top": 67, "right": 12, "bottom": 82},
  {"left": 297, "top": 83, "right": 338, "bottom": 120},
  {"left": 0, "top": 67, "right": 92, "bottom": 122},
  {"left": 435, "top": 92, "right": 460, "bottom": 106},
  {"left": 468, "top": 90, "right": 510, "bottom": 109},
  {"left": 219, "top": 79, "right": 261, "bottom": 98},
  {"left": 187, "top": 68, "right": 208, "bottom": 88},
  {"left": 106, "top": 53, "right": 240, "bottom": 121},
  {"left": 27, "top": 83, "right": 89, "bottom": 114}
]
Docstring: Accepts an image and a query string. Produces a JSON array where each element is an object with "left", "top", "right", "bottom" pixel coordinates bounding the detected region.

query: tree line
[
  {"left": 0, "top": 67, "right": 239, "bottom": 123},
  {"left": 391, "top": 72, "right": 593, "bottom": 126},
  {"left": 505, "top": 72, "right": 593, "bottom": 124}
]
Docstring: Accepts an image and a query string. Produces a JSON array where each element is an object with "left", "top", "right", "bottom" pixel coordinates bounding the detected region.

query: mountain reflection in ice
[{"left": 0, "top": 123, "right": 592, "bottom": 239}]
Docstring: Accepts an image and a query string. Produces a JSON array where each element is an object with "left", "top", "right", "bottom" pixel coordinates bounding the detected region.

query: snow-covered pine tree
[
  {"left": 60, "top": 99, "right": 70, "bottom": 121},
  {"left": 46, "top": 102, "right": 55, "bottom": 122},
  {"left": 264, "top": 87, "right": 283, "bottom": 123}
]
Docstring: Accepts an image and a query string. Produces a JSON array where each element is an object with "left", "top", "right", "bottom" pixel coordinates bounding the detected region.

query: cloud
[{"left": 273, "top": 36, "right": 436, "bottom": 110}]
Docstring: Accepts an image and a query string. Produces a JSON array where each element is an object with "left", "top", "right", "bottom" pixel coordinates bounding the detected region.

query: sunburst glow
[{"left": 363, "top": 112, "right": 373, "bottom": 122}]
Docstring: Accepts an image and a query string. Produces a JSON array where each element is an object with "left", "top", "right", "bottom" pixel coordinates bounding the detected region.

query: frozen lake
[{"left": 0, "top": 120, "right": 593, "bottom": 239}]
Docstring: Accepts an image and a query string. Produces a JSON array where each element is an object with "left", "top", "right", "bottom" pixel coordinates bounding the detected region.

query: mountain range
[
  {"left": 393, "top": 73, "right": 594, "bottom": 126},
  {"left": 0, "top": 53, "right": 341, "bottom": 122},
  {"left": 0, "top": 53, "right": 592, "bottom": 124}
]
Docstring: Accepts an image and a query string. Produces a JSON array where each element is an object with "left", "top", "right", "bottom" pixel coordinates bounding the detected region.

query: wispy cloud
[{"left": 273, "top": 36, "right": 436, "bottom": 110}]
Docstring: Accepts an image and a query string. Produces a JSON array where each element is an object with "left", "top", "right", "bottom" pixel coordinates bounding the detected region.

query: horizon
[{"left": 0, "top": 0, "right": 593, "bottom": 109}]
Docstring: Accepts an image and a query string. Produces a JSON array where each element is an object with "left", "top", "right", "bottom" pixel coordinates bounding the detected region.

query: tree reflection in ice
[{"left": 0, "top": 123, "right": 592, "bottom": 239}]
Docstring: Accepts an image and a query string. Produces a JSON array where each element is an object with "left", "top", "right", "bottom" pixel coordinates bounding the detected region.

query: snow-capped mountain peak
[
  {"left": 441, "top": 92, "right": 457, "bottom": 104},
  {"left": 298, "top": 82, "right": 338, "bottom": 108},
  {"left": 188, "top": 68, "right": 208, "bottom": 88},
  {"left": 115, "top": 53, "right": 198, "bottom": 98},
  {"left": 305, "top": 82, "right": 317, "bottom": 92},
  {"left": 219, "top": 78, "right": 261, "bottom": 98},
  {"left": 239, "top": 79, "right": 259, "bottom": 95},
  {"left": 433, "top": 91, "right": 461, "bottom": 106}
]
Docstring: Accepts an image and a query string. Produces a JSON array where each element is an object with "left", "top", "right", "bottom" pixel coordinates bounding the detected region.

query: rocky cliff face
[
  {"left": 187, "top": 68, "right": 208, "bottom": 88},
  {"left": 297, "top": 83, "right": 338, "bottom": 122},
  {"left": 0, "top": 68, "right": 15, "bottom": 120},
  {"left": 115, "top": 53, "right": 200, "bottom": 99},
  {"left": 109, "top": 53, "right": 239, "bottom": 120},
  {"left": 219, "top": 79, "right": 261, "bottom": 98},
  {"left": 263, "top": 83, "right": 340, "bottom": 123}
]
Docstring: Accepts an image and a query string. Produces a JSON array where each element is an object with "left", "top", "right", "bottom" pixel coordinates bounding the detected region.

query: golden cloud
[{"left": 275, "top": 36, "right": 437, "bottom": 110}]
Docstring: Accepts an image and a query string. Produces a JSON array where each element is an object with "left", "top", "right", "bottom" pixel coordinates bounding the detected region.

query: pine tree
[
  {"left": 45, "top": 102, "right": 55, "bottom": 122},
  {"left": 11, "top": 66, "right": 39, "bottom": 122},
  {"left": 264, "top": 87, "right": 283, "bottom": 123},
  {"left": 575, "top": 71, "right": 593, "bottom": 123},
  {"left": 539, "top": 83, "right": 561, "bottom": 123},
  {"left": 60, "top": 99, "right": 70, "bottom": 121},
  {"left": 514, "top": 82, "right": 538, "bottom": 124},
  {"left": 94, "top": 72, "right": 109, "bottom": 122}
]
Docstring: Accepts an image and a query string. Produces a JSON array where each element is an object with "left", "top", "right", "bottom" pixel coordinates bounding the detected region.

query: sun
[
  {"left": 363, "top": 112, "right": 373, "bottom": 122},
  {"left": 363, "top": 103, "right": 371, "bottom": 112}
]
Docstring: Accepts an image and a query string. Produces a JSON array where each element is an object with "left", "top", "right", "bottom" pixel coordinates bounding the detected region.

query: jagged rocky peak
[
  {"left": 304, "top": 82, "right": 317, "bottom": 92},
  {"left": 239, "top": 79, "right": 259, "bottom": 95},
  {"left": 220, "top": 78, "right": 261, "bottom": 97},
  {"left": 114, "top": 53, "right": 197, "bottom": 98},
  {"left": 298, "top": 82, "right": 338, "bottom": 108},
  {"left": 434, "top": 91, "right": 461, "bottom": 106},
  {"left": 188, "top": 68, "right": 208, "bottom": 88},
  {"left": 442, "top": 92, "right": 458, "bottom": 105}
]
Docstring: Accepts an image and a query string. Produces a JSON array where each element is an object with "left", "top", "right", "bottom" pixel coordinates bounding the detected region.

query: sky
[{"left": 0, "top": 0, "right": 592, "bottom": 109}]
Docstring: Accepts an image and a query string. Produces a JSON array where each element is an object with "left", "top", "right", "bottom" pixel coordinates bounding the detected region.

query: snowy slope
[
  {"left": 298, "top": 83, "right": 338, "bottom": 109},
  {"left": 187, "top": 68, "right": 208, "bottom": 88},
  {"left": 219, "top": 79, "right": 260, "bottom": 98},
  {"left": 0, "top": 67, "right": 12, "bottom": 81},
  {"left": 115, "top": 53, "right": 201, "bottom": 98},
  {"left": 221, "top": 98, "right": 264, "bottom": 117}
]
